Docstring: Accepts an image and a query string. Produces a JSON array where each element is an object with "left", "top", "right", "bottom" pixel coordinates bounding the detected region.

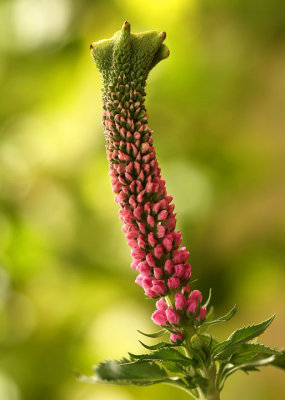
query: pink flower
[
  {"left": 183, "top": 263, "right": 191, "bottom": 279},
  {"left": 148, "top": 232, "right": 157, "bottom": 247},
  {"left": 137, "top": 261, "right": 151, "bottom": 276},
  {"left": 135, "top": 274, "right": 144, "bottom": 287},
  {"left": 131, "top": 248, "right": 146, "bottom": 260},
  {"left": 146, "top": 253, "right": 155, "bottom": 267},
  {"left": 147, "top": 215, "right": 155, "bottom": 228},
  {"left": 173, "top": 247, "right": 189, "bottom": 264},
  {"left": 170, "top": 330, "right": 183, "bottom": 343},
  {"left": 174, "top": 264, "right": 185, "bottom": 278},
  {"left": 166, "top": 307, "right": 180, "bottom": 325},
  {"left": 157, "top": 225, "right": 166, "bottom": 238},
  {"left": 144, "top": 288, "right": 157, "bottom": 298},
  {"left": 151, "top": 310, "right": 167, "bottom": 326},
  {"left": 197, "top": 306, "right": 206, "bottom": 321},
  {"left": 152, "top": 280, "right": 167, "bottom": 295},
  {"left": 175, "top": 293, "right": 187, "bottom": 310},
  {"left": 156, "top": 298, "right": 168, "bottom": 310},
  {"left": 154, "top": 244, "right": 164, "bottom": 258},
  {"left": 167, "top": 277, "right": 180, "bottom": 289},
  {"left": 142, "top": 276, "right": 153, "bottom": 290},
  {"left": 153, "top": 267, "right": 163, "bottom": 279},
  {"left": 158, "top": 210, "right": 168, "bottom": 220},
  {"left": 162, "top": 236, "right": 173, "bottom": 251},
  {"left": 164, "top": 259, "right": 174, "bottom": 274},
  {"left": 186, "top": 290, "right": 203, "bottom": 313}
]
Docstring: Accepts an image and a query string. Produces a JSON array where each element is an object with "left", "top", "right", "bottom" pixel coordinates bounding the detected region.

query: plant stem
[{"left": 199, "top": 364, "right": 221, "bottom": 400}]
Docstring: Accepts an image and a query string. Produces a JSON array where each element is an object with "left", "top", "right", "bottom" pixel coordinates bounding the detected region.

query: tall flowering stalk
[
  {"left": 91, "top": 20, "right": 205, "bottom": 344},
  {"left": 84, "top": 22, "right": 284, "bottom": 400}
]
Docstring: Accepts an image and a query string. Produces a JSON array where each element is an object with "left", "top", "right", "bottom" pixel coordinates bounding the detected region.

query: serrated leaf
[
  {"left": 139, "top": 340, "right": 179, "bottom": 350},
  {"left": 228, "top": 343, "right": 281, "bottom": 365},
  {"left": 160, "top": 360, "right": 186, "bottom": 375},
  {"left": 217, "top": 354, "right": 276, "bottom": 391},
  {"left": 219, "top": 355, "right": 276, "bottom": 390},
  {"left": 137, "top": 329, "right": 168, "bottom": 338},
  {"left": 80, "top": 359, "right": 170, "bottom": 386},
  {"left": 199, "top": 304, "right": 237, "bottom": 330},
  {"left": 213, "top": 315, "right": 275, "bottom": 357},
  {"left": 271, "top": 350, "right": 285, "bottom": 370},
  {"left": 129, "top": 347, "right": 193, "bottom": 364}
]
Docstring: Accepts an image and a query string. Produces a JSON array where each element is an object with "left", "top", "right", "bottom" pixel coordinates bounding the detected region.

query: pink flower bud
[
  {"left": 164, "top": 260, "right": 174, "bottom": 274},
  {"left": 148, "top": 232, "right": 157, "bottom": 247},
  {"left": 142, "top": 276, "right": 153, "bottom": 290},
  {"left": 127, "top": 239, "right": 137, "bottom": 248},
  {"left": 152, "top": 280, "right": 167, "bottom": 295},
  {"left": 164, "top": 215, "right": 176, "bottom": 231},
  {"left": 162, "top": 237, "right": 173, "bottom": 251},
  {"left": 131, "top": 260, "right": 140, "bottom": 270},
  {"left": 158, "top": 210, "right": 168, "bottom": 220},
  {"left": 174, "top": 264, "right": 185, "bottom": 278},
  {"left": 146, "top": 253, "right": 155, "bottom": 267},
  {"left": 167, "top": 277, "right": 180, "bottom": 290},
  {"left": 157, "top": 225, "right": 166, "bottom": 239},
  {"left": 137, "top": 189, "right": 146, "bottom": 203},
  {"left": 156, "top": 298, "right": 168, "bottom": 310},
  {"left": 166, "top": 307, "right": 180, "bottom": 325},
  {"left": 197, "top": 307, "right": 206, "bottom": 321},
  {"left": 135, "top": 274, "right": 144, "bottom": 287},
  {"left": 131, "top": 247, "right": 146, "bottom": 260},
  {"left": 137, "top": 221, "right": 145, "bottom": 234},
  {"left": 144, "top": 288, "right": 157, "bottom": 298},
  {"left": 133, "top": 205, "right": 143, "bottom": 219},
  {"left": 173, "top": 231, "right": 182, "bottom": 246},
  {"left": 137, "top": 261, "right": 151, "bottom": 276},
  {"left": 183, "top": 263, "right": 191, "bottom": 280},
  {"left": 137, "top": 235, "right": 147, "bottom": 248},
  {"left": 186, "top": 290, "right": 203, "bottom": 313},
  {"left": 173, "top": 247, "right": 189, "bottom": 264},
  {"left": 170, "top": 331, "right": 183, "bottom": 343},
  {"left": 154, "top": 244, "right": 164, "bottom": 258},
  {"left": 153, "top": 267, "right": 163, "bottom": 279},
  {"left": 146, "top": 182, "right": 153, "bottom": 193},
  {"left": 151, "top": 310, "right": 167, "bottom": 326},
  {"left": 144, "top": 202, "right": 151, "bottom": 213},
  {"left": 147, "top": 215, "right": 155, "bottom": 228},
  {"left": 175, "top": 293, "right": 187, "bottom": 310}
]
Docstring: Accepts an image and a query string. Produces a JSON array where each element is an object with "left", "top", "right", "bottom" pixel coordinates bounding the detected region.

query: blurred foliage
[{"left": 0, "top": 0, "right": 284, "bottom": 399}]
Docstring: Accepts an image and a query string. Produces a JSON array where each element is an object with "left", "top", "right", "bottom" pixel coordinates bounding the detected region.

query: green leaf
[
  {"left": 139, "top": 340, "right": 179, "bottom": 350},
  {"left": 199, "top": 304, "right": 237, "bottom": 330},
  {"left": 271, "top": 350, "right": 285, "bottom": 370},
  {"left": 80, "top": 359, "right": 171, "bottom": 386},
  {"left": 137, "top": 329, "right": 168, "bottom": 338},
  {"left": 219, "top": 355, "right": 276, "bottom": 390},
  {"left": 129, "top": 347, "right": 193, "bottom": 364},
  {"left": 227, "top": 343, "right": 281, "bottom": 365},
  {"left": 213, "top": 315, "right": 275, "bottom": 358}
]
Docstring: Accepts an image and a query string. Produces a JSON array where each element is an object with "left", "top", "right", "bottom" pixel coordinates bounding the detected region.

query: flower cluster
[
  {"left": 152, "top": 291, "right": 206, "bottom": 342},
  {"left": 92, "top": 22, "right": 206, "bottom": 344}
]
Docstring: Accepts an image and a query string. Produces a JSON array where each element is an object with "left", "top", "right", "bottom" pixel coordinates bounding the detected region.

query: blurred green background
[{"left": 0, "top": 0, "right": 284, "bottom": 399}]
